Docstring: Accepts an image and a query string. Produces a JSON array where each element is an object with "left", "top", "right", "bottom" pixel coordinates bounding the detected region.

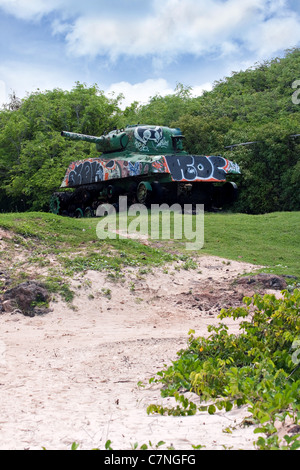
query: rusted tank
[{"left": 50, "top": 125, "right": 240, "bottom": 217}]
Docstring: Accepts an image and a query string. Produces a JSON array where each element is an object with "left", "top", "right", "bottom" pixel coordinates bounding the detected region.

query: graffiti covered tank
[{"left": 50, "top": 124, "right": 240, "bottom": 217}]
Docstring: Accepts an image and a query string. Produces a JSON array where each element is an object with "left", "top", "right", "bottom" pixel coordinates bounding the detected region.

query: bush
[{"left": 148, "top": 289, "right": 300, "bottom": 449}]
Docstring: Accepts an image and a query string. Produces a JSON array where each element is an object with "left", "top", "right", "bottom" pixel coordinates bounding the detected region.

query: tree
[
  {"left": 0, "top": 83, "right": 122, "bottom": 211},
  {"left": 2, "top": 91, "right": 22, "bottom": 111}
]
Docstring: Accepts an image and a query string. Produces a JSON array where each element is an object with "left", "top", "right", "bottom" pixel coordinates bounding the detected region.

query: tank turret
[
  {"left": 61, "top": 125, "right": 185, "bottom": 156},
  {"left": 50, "top": 124, "right": 241, "bottom": 217}
]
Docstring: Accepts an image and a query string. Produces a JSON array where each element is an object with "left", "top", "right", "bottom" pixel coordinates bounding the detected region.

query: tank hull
[
  {"left": 50, "top": 153, "right": 239, "bottom": 217},
  {"left": 60, "top": 153, "right": 239, "bottom": 188}
]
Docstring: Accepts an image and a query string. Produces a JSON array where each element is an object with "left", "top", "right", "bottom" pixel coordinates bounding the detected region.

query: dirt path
[{"left": 0, "top": 254, "right": 269, "bottom": 450}]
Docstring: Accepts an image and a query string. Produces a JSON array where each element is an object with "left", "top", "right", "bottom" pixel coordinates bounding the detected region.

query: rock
[
  {"left": 235, "top": 273, "right": 287, "bottom": 290},
  {"left": 2, "top": 281, "right": 50, "bottom": 316},
  {"left": 2, "top": 299, "right": 18, "bottom": 313}
]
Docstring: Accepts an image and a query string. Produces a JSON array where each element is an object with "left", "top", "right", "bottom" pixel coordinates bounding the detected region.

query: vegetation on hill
[
  {"left": 148, "top": 289, "right": 300, "bottom": 450},
  {"left": 0, "top": 49, "right": 300, "bottom": 214},
  {"left": 0, "top": 211, "right": 299, "bottom": 283}
]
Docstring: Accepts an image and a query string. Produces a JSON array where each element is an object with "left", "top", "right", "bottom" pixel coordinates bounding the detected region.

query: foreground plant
[{"left": 147, "top": 289, "right": 300, "bottom": 449}]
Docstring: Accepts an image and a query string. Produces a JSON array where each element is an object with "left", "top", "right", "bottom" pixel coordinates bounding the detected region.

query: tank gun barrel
[
  {"left": 61, "top": 130, "right": 129, "bottom": 153},
  {"left": 61, "top": 131, "right": 105, "bottom": 144}
]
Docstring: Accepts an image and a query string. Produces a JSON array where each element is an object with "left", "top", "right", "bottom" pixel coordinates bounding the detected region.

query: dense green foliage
[
  {"left": 131, "top": 50, "right": 300, "bottom": 213},
  {"left": 0, "top": 83, "right": 121, "bottom": 211},
  {"left": 0, "top": 49, "right": 300, "bottom": 213},
  {"left": 148, "top": 289, "right": 300, "bottom": 449}
]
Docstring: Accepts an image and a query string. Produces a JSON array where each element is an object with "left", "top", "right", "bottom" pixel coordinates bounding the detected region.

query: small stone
[{"left": 2, "top": 299, "right": 17, "bottom": 313}]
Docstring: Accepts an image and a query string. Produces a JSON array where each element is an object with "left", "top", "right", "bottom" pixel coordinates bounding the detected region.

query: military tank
[{"left": 50, "top": 124, "right": 240, "bottom": 217}]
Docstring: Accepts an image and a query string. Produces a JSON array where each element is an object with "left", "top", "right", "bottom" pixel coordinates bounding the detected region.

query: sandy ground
[{"left": 0, "top": 246, "right": 275, "bottom": 451}]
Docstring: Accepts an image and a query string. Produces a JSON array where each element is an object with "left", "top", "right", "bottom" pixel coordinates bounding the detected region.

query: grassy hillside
[
  {"left": 202, "top": 211, "right": 300, "bottom": 279},
  {"left": 0, "top": 211, "right": 299, "bottom": 281}
]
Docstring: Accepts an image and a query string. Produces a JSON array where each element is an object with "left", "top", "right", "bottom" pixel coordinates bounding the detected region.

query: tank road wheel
[
  {"left": 107, "top": 185, "right": 114, "bottom": 200},
  {"left": 50, "top": 194, "right": 61, "bottom": 215},
  {"left": 84, "top": 207, "right": 94, "bottom": 218},
  {"left": 136, "top": 181, "right": 152, "bottom": 205},
  {"left": 50, "top": 192, "right": 73, "bottom": 216},
  {"left": 75, "top": 208, "right": 84, "bottom": 218}
]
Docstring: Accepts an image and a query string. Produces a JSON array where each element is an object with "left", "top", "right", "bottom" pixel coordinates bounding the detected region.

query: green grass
[
  {"left": 0, "top": 211, "right": 97, "bottom": 246},
  {"left": 0, "top": 210, "right": 299, "bottom": 280},
  {"left": 0, "top": 212, "right": 179, "bottom": 274},
  {"left": 202, "top": 212, "right": 300, "bottom": 279}
]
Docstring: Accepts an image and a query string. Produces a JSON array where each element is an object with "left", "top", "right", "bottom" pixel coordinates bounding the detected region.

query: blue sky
[{"left": 1, "top": 0, "right": 300, "bottom": 109}]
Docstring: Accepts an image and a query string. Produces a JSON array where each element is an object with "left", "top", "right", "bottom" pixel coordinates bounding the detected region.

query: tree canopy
[{"left": 1, "top": 49, "right": 300, "bottom": 213}]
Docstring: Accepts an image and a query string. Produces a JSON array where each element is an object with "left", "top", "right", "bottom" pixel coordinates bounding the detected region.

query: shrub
[{"left": 148, "top": 289, "right": 300, "bottom": 449}]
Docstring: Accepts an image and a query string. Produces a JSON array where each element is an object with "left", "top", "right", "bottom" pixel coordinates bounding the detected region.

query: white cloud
[
  {"left": 0, "top": 0, "right": 300, "bottom": 110},
  {"left": 62, "top": 0, "right": 300, "bottom": 61},
  {"left": 105, "top": 79, "right": 214, "bottom": 110},
  {"left": 0, "top": 63, "right": 212, "bottom": 110},
  {"left": 0, "top": 0, "right": 62, "bottom": 20},
  {"left": 245, "top": 14, "right": 300, "bottom": 57},
  {"left": 105, "top": 79, "right": 174, "bottom": 109},
  {"left": 0, "top": 0, "right": 299, "bottom": 61},
  {"left": 0, "top": 61, "right": 75, "bottom": 106},
  {"left": 191, "top": 82, "right": 213, "bottom": 97}
]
